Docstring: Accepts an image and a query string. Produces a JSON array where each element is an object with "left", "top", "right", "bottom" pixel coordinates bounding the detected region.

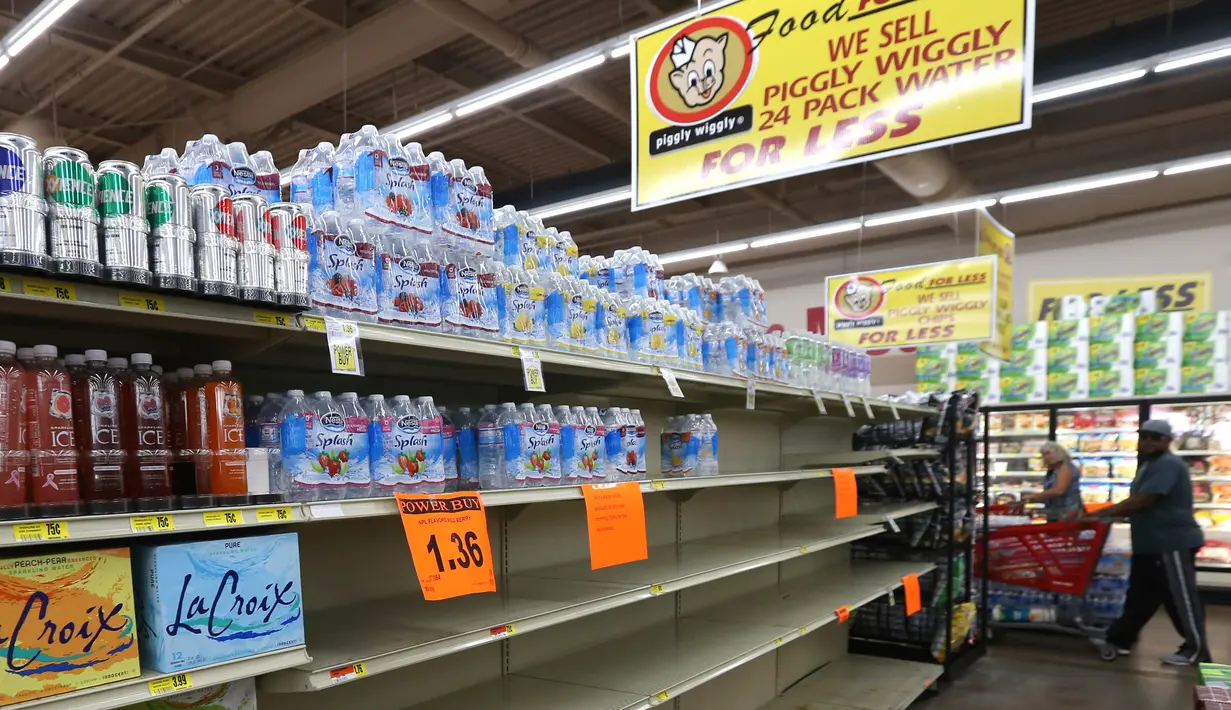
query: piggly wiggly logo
[{"left": 647, "top": 16, "right": 756, "bottom": 125}]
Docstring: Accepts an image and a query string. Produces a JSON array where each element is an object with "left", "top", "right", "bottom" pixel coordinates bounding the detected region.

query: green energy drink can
[
  {"left": 97, "top": 160, "right": 150, "bottom": 286},
  {"left": 145, "top": 173, "right": 195, "bottom": 292},
  {"left": 44, "top": 146, "right": 100, "bottom": 278}
]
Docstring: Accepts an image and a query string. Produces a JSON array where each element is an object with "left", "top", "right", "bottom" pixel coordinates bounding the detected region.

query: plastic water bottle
[
  {"left": 366, "top": 394, "right": 394, "bottom": 497},
  {"left": 276, "top": 389, "right": 312, "bottom": 501},
  {"left": 416, "top": 396, "right": 446, "bottom": 494},
  {"left": 439, "top": 406, "right": 459, "bottom": 492},
  {"left": 336, "top": 392, "right": 372, "bottom": 498},
  {"left": 602, "top": 408, "right": 623, "bottom": 480},
  {"left": 181, "top": 133, "right": 230, "bottom": 187},
  {"left": 333, "top": 132, "right": 359, "bottom": 219},
  {"left": 306, "top": 142, "right": 336, "bottom": 215},
  {"left": 504, "top": 403, "right": 532, "bottom": 488},
  {"left": 700, "top": 413, "right": 719, "bottom": 476},
  {"left": 630, "top": 408, "right": 647, "bottom": 478},
  {"left": 257, "top": 393, "right": 284, "bottom": 491},
  {"left": 142, "top": 147, "right": 180, "bottom": 177},
  {"left": 306, "top": 391, "right": 344, "bottom": 501},
  {"left": 392, "top": 395, "right": 428, "bottom": 492},
  {"left": 535, "top": 404, "right": 562, "bottom": 487},
  {"left": 479, "top": 403, "right": 513, "bottom": 490},
  {"left": 400, "top": 140, "right": 435, "bottom": 236},
  {"left": 577, "top": 406, "right": 604, "bottom": 481},
  {"left": 226, "top": 141, "right": 259, "bottom": 197},
  {"left": 554, "top": 405, "right": 580, "bottom": 484},
  {"left": 493, "top": 206, "right": 518, "bottom": 267},
  {"left": 454, "top": 407, "right": 479, "bottom": 490},
  {"left": 661, "top": 416, "right": 678, "bottom": 477},
  {"left": 251, "top": 150, "right": 281, "bottom": 204}
]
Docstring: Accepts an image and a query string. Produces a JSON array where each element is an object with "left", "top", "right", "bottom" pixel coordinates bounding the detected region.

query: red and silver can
[
  {"left": 191, "top": 183, "right": 237, "bottom": 299},
  {"left": 233, "top": 194, "right": 275, "bottom": 304},
  {"left": 269, "top": 202, "right": 309, "bottom": 309}
]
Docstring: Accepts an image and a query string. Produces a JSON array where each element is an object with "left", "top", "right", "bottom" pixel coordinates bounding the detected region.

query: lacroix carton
[
  {"left": 133, "top": 533, "right": 304, "bottom": 673},
  {"left": 0, "top": 548, "right": 140, "bottom": 706}
]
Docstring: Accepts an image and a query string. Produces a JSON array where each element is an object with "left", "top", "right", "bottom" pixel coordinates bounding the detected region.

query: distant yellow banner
[
  {"left": 977, "top": 210, "right": 1014, "bottom": 360},
  {"left": 826, "top": 256, "right": 997, "bottom": 348},
  {"left": 1028, "top": 273, "right": 1211, "bottom": 321},
  {"left": 631, "top": 0, "right": 1035, "bottom": 209}
]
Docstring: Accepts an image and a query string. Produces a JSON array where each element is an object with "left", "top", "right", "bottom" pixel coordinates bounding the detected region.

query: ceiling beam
[
  {"left": 115, "top": 0, "right": 543, "bottom": 162},
  {"left": 282, "top": 0, "right": 347, "bottom": 32}
]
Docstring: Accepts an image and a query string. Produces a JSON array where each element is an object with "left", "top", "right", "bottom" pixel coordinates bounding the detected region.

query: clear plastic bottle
[
  {"left": 629, "top": 408, "right": 647, "bottom": 478},
  {"left": 306, "top": 142, "right": 337, "bottom": 215},
  {"left": 577, "top": 406, "right": 604, "bottom": 481},
  {"left": 445, "top": 249, "right": 500, "bottom": 338},
  {"left": 609, "top": 407, "right": 636, "bottom": 480},
  {"left": 347, "top": 125, "right": 384, "bottom": 228},
  {"left": 505, "top": 265, "right": 547, "bottom": 345},
  {"left": 466, "top": 165, "right": 495, "bottom": 257},
  {"left": 427, "top": 151, "right": 454, "bottom": 252},
  {"left": 276, "top": 389, "right": 309, "bottom": 500},
  {"left": 439, "top": 406, "right": 459, "bottom": 492},
  {"left": 553, "top": 405, "right": 580, "bottom": 484},
  {"left": 244, "top": 394, "right": 265, "bottom": 447},
  {"left": 400, "top": 140, "right": 435, "bottom": 236},
  {"left": 288, "top": 149, "right": 310, "bottom": 207},
  {"left": 336, "top": 392, "right": 373, "bottom": 499},
  {"left": 142, "top": 147, "right": 181, "bottom": 177},
  {"left": 416, "top": 396, "right": 446, "bottom": 494},
  {"left": 366, "top": 394, "right": 396, "bottom": 496},
  {"left": 504, "top": 403, "right": 535, "bottom": 488},
  {"left": 700, "top": 413, "right": 719, "bottom": 476},
  {"left": 303, "top": 390, "right": 344, "bottom": 501},
  {"left": 534, "top": 404, "right": 562, "bottom": 487},
  {"left": 392, "top": 394, "right": 429, "bottom": 492},
  {"left": 493, "top": 205, "right": 518, "bottom": 267},
  {"left": 226, "top": 141, "right": 259, "bottom": 197},
  {"left": 181, "top": 134, "right": 231, "bottom": 187},
  {"left": 626, "top": 296, "right": 651, "bottom": 363},
  {"left": 453, "top": 407, "right": 479, "bottom": 490},
  {"left": 479, "top": 402, "right": 513, "bottom": 490},
  {"left": 544, "top": 270, "right": 572, "bottom": 351},
  {"left": 661, "top": 416, "right": 678, "bottom": 478},
  {"left": 251, "top": 149, "right": 282, "bottom": 204},
  {"left": 557, "top": 230, "right": 578, "bottom": 278},
  {"left": 333, "top": 131, "right": 360, "bottom": 220}
]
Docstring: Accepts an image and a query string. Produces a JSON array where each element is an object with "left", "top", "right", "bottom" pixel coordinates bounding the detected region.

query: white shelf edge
[
  {"left": 7, "top": 646, "right": 310, "bottom": 710},
  {"left": 262, "top": 502, "right": 938, "bottom": 693},
  {"left": 0, "top": 501, "right": 305, "bottom": 549}
]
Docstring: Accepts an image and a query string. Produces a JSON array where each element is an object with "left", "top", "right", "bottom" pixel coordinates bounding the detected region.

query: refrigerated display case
[
  {"left": 1056, "top": 405, "right": 1139, "bottom": 508},
  {"left": 982, "top": 410, "right": 1050, "bottom": 506}
]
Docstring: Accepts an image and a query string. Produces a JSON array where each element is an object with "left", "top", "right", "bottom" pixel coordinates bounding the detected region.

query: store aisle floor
[{"left": 917, "top": 604, "right": 1231, "bottom": 709}]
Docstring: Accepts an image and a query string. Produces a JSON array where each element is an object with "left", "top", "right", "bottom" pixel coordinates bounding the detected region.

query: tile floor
[{"left": 916, "top": 604, "right": 1231, "bottom": 708}]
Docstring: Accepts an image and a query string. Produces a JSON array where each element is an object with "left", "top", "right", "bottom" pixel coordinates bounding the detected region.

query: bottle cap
[
  {"left": 287, "top": 389, "right": 305, "bottom": 397},
  {"left": 33, "top": 344, "right": 58, "bottom": 358},
  {"left": 16, "top": 347, "right": 32, "bottom": 359},
  {"left": 65, "top": 354, "right": 85, "bottom": 366},
  {"left": 313, "top": 391, "right": 331, "bottom": 398},
  {"left": 419, "top": 396, "right": 435, "bottom": 404},
  {"left": 211, "top": 360, "right": 232, "bottom": 371},
  {"left": 193, "top": 364, "right": 213, "bottom": 376},
  {"left": 84, "top": 349, "right": 107, "bottom": 361},
  {"left": 107, "top": 357, "right": 128, "bottom": 369},
  {"left": 177, "top": 367, "right": 194, "bottom": 379},
  {"left": 0, "top": 341, "right": 14, "bottom": 355},
  {"left": 338, "top": 392, "right": 357, "bottom": 399},
  {"left": 368, "top": 394, "right": 385, "bottom": 401},
  {"left": 266, "top": 392, "right": 283, "bottom": 400},
  {"left": 131, "top": 353, "right": 153, "bottom": 365},
  {"left": 393, "top": 395, "right": 411, "bottom": 402}
]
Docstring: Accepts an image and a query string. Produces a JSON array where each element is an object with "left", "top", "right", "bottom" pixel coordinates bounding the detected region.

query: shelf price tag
[
  {"left": 835, "top": 606, "right": 850, "bottom": 623},
  {"left": 203, "top": 510, "right": 245, "bottom": 527},
  {"left": 511, "top": 346, "right": 545, "bottom": 392},
  {"left": 832, "top": 467, "right": 857, "bottom": 519},
  {"left": 255, "top": 506, "right": 294, "bottom": 523},
  {"left": 488, "top": 624, "right": 516, "bottom": 638},
  {"left": 745, "top": 378, "right": 755, "bottom": 410},
  {"left": 325, "top": 317, "right": 364, "bottom": 376},
  {"left": 394, "top": 492, "right": 496, "bottom": 601},
  {"left": 810, "top": 388, "right": 827, "bottom": 415},
  {"left": 840, "top": 393, "right": 856, "bottom": 418},
  {"left": 303, "top": 315, "right": 327, "bottom": 332},
  {"left": 0, "top": 274, "right": 10, "bottom": 292},
  {"left": 902, "top": 573, "right": 922, "bottom": 616},
  {"left": 148, "top": 672, "right": 193, "bottom": 696},
  {"left": 254, "top": 310, "right": 294, "bottom": 328},
  {"left": 13, "top": 520, "right": 69, "bottom": 542},
  {"left": 581, "top": 482, "right": 648, "bottom": 570},
  {"left": 656, "top": 366, "right": 684, "bottom": 398},
  {"left": 119, "top": 292, "right": 166, "bottom": 312},
  {"left": 328, "top": 663, "right": 367, "bottom": 685},
  {"left": 860, "top": 396, "right": 875, "bottom": 419},
  {"left": 131, "top": 514, "right": 175, "bottom": 533},
  {"left": 22, "top": 278, "right": 75, "bottom": 301}
]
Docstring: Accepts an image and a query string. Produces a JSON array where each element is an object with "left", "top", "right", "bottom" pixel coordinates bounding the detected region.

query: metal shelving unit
[{"left": 759, "top": 655, "right": 943, "bottom": 710}]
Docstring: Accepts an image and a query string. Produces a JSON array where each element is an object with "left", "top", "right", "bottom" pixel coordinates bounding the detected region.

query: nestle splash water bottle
[
  {"left": 352, "top": 125, "right": 393, "bottom": 231},
  {"left": 445, "top": 249, "right": 500, "bottom": 338},
  {"left": 427, "top": 151, "right": 454, "bottom": 251},
  {"left": 416, "top": 396, "right": 446, "bottom": 494},
  {"left": 630, "top": 408, "right": 647, "bottom": 478},
  {"left": 226, "top": 142, "right": 260, "bottom": 197},
  {"left": 504, "top": 403, "right": 534, "bottom": 488},
  {"left": 493, "top": 205, "right": 518, "bottom": 266},
  {"left": 576, "top": 406, "right": 604, "bottom": 481},
  {"left": 381, "top": 231, "right": 443, "bottom": 330},
  {"left": 142, "top": 147, "right": 180, "bottom": 177},
  {"left": 454, "top": 407, "right": 479, "bottom": 490},
  {"left": 366, "top": 394, "right": 396, "bottom": 496},
  {"left": 467, "top": 165, "right": 495, "bottom": 257},
  {"left": 392, "top": 395, "right": 428, "bottom": 491},
  {"left": 307, "top": 390, "right": 347, "bottom": 501},
  {"left": 332, "top": 132, "right": 359, "bottom": 219},
  {"left": 181, "top": 133, "right": 230, "bottom": 186},
  {"left": 553, "top": 405, "right": 580, "bottom": 484},
  {"left": 439, "top": 407, "right": 459, "bottom": 492},
  {"left": 400, "top": 140, "right": 435, "bottom": 236},
  {"left": 602, "top": 407, "right": 624, "bottom": 479},
  {"left": 478, "top": 403, "right": 510, "bottom": 490},
  {"left": 276, "top": 389, "right": 314, "bottom": 501},
  {"left": 251, "top": 150, "right": 281, "bottom": 203},
  {"left": 305, "top": 142, "right": 336, "bottom": 215},
  {"left": 534, "top": 404, "right": 562, "bottom": 487},
  {"left": 599, "top": 291, "right": 628, "bottom": 360},
  {"left": 336, "top": 392, "right": 373, "bottom": 498}
]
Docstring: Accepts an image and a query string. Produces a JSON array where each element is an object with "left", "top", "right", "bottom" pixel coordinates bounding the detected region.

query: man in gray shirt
[{"left": 1089, "top": 419, "right": 1209, "bottom": 664}]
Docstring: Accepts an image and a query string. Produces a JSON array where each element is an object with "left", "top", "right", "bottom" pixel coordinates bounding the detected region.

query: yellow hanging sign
[{"left": 977, "top": 210, "right": 1014, "bottom": 360}]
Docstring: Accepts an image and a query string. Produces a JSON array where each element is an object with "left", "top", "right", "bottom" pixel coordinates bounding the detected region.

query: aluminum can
[
  {"left": 191, "top": 184, "right": 237, "bottom": 299},
  {"left": 44, "top": 146, "right": 100, "bottom": 277},
  {"left": 0, "top": 132, "right": 48, "bottom": 270},
  {"left": 145, "top": 173, "right": 196, "bottom": 291},
  {"left": 234, "top": 194, "right": 275, "bottom": 303},
  {"left": 269, "top": 202, "right": 310, "bottom": 308},
  {"left": 97, "top": 159, "right": 150, "bottom": 286}
]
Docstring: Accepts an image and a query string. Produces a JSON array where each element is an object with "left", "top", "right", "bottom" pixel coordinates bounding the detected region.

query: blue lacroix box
[{"left": 133, "top": 533, "right": 304, "bottom": 673}]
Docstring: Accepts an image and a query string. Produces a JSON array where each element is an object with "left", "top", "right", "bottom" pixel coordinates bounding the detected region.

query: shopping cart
[{"left": 977, "top": 505, "right": 1116, "bottom": 657}]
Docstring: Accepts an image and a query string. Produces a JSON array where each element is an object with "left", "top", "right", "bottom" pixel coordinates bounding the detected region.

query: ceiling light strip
[
  {"left": 2, "top": 0, "right": 81, "bottom": 62},
  {"left": 997, "top": 170, "right": 1159, "bottom": 204}
]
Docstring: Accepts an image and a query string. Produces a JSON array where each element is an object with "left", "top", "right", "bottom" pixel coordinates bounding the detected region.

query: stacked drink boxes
[
  {"left": 1046, "top": 318, "right": 1089, "bottom": 401},
  {"left": 1134, "top": 312, "right": 1184, "bottom": 397},
  {"left": 0, "top": 548, "right": 141, "bottom": 706},
  {"left": 133, "top": 533, "right": 304, "bottom": 673},
  {"left": 1087, "top": 314, "right": 1135, "bottom": 399},
  {"left": 1182, "top": 312, "right": 1230, "bottom": 395}
]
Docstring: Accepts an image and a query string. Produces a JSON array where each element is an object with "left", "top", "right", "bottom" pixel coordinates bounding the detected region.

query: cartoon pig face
[
  {"left": 844, "top": 281, "right": 874, "bottom": 313},
  {"left": 669, "top": 34, "right": 728, "bottom": 108}
]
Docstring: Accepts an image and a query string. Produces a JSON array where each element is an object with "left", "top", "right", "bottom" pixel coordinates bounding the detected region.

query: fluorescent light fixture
[
  {"left": 1163, "top": 154, "right": 1231, "bottom": 176},
  {"left": 392, "top": 111, "right": 454, "bottom": 139},
  {"left": 610, "top": 43, "right": 632, "bottom": 58},
  {"left": 6, "top": 0, "right": 80, "bottom": 57},
  {"left": 999, "top": 170, "right": 1159, "bottom": 204},
  {"left": 707, "top": 258, "right": 728, "bottom": 274},
  {"left": 750, "top": 220, "right": 862, "bottom": 249},
  {"left": 864, "top": 199, "right": 996, "bottom": 228},
  {"left": 1155, "top": 44, "right": 1231, "bottom": 73},
  {"left": 659, "top": 242, "right": 748, "bottom": 266},
  {"left": 531, "top": 187, "right": 631, "bottom": 220},
  {"left": 456, "top": 54, "right": 606, "bottom": 117},
  {"left": 1031, "top": 69, "right": 1147, "bottom": 103}
]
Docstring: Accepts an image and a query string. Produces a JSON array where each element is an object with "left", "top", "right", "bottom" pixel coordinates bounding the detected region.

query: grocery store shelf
[
  {"left": 262, "top": 504, "right": 938, "bottom": 692},
  {"left": 1195, "top": 503, "right": 1231, "bottom": 510},
  {"left": 988, "top": 430, "right": 1049, "bottom": 437},
  {"left": 1071, "top": 452, "right": 1136, "bottom": 458},
  {"left": 1178, "top": 450, "right": 1231, "bottom": 456},
  {"left": 304, "top": 466, "right": 890, "bottom": 521},
  {"left": 1193, "top": 477, "right": 1231, "bottom": 483},
  {"left": 1056, "top": 428, "right": 1134, "bottom": 435},
  {"left": 885, "top": 448, "right": 940, "bottom": 460},
  {"left": 988, "top": 472, "right": 1046, "bottom": 478},
  {"left": 990, "top": 453, "right": 1037, "bottom": 460},
  {"left": 759, "top": 655, "right": 943, "bottom": 710},
  {"left": 396, "top": 561, "right": 932, "bottom": 710},
  {"left": 8, "top": 646, "right": 310, "bottom": 710},
  {"left": 1197, "top": 562, "right": 1231, "bottom": 572},
  {"left": 0, "top": 501, "right": 303, "bottom": 548}
]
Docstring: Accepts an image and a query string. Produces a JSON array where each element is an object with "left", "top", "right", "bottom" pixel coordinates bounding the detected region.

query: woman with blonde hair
[{"left": 1023, "top": 441, "right": 1083, "bottom": 521}]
